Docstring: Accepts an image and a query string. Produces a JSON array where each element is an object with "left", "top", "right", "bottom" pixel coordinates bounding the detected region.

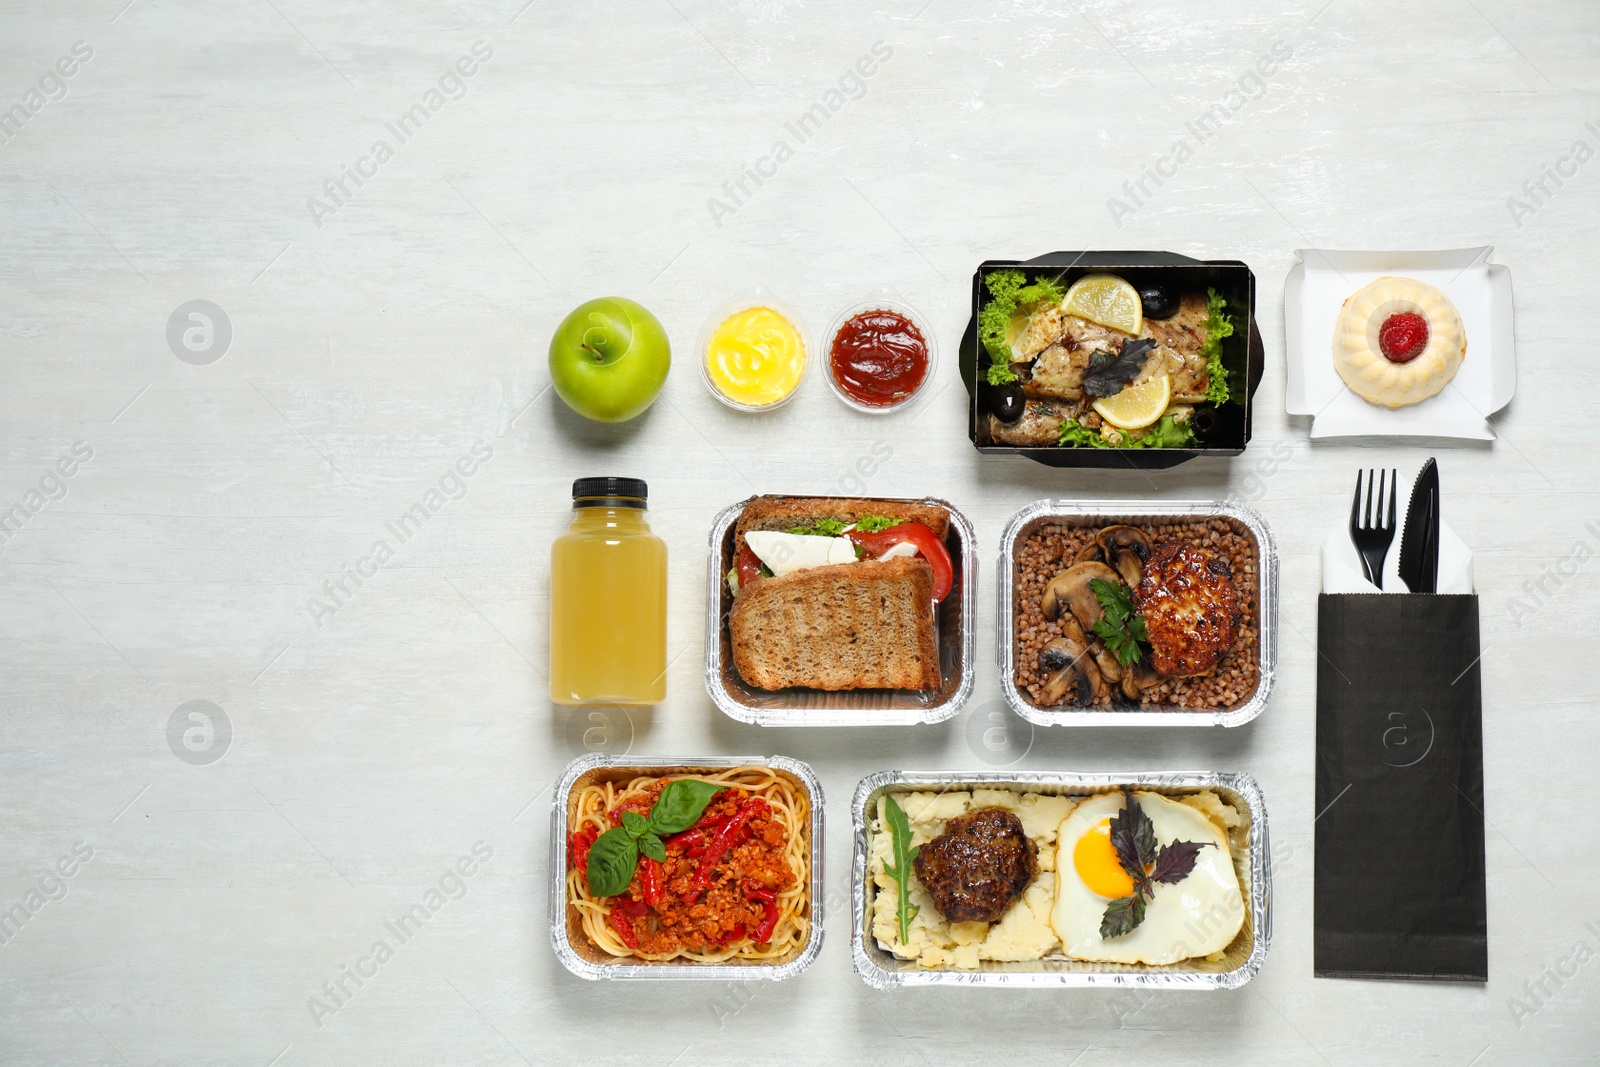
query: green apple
[{"left": 548, "top": 297, "right": 670, "bottom": 422}]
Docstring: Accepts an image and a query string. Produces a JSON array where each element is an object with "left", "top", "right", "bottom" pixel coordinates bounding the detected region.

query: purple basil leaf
[
  {"left": 1082, "top": 338, "right": 1158, "bottom": 398},
  {"left": 1108, "top": 786, "right": 1159, "bottom": 883},
  {"left": 1150, "top": 839, "right": 1213, "bottom": 885},
  {"left": 1099, "top": 892, "right": 1147, "bottom": 940}
]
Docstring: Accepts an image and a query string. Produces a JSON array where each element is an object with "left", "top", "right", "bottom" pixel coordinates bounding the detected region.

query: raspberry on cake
[{"left": 1331, "top": 277, "right": 1466, "bottom": 408}]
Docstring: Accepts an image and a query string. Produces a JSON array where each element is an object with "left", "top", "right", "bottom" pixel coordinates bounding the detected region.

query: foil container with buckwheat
[{"left": 999, "top": 499, "right": 1278, "bottom": 728}]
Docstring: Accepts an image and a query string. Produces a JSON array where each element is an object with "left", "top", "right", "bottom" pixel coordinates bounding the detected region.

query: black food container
[{"left": 961, "top": 251, "right": 1264, "bottom": 469}]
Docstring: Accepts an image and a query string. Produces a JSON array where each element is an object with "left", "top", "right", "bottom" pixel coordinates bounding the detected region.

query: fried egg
[{"left": 1050, "top": 791, "right": 1244, "bottom": 965}]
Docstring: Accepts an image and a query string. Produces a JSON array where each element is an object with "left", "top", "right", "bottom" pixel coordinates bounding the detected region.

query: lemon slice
[
  {"left": 1062, "top": 274, "right": 1142, "bottom": 335},
  {"left": 1092, "top": 374, "right": 1170, "bottom": 430}
]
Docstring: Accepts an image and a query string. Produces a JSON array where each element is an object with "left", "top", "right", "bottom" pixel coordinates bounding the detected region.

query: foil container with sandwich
[
  {"left": 851, "top": 769, "right": 1273, "bottom": 989},
  {"left": 705, "top": 495, "right": 977, "bottom": 727},
  {"left": 550, "top": 753, "right": 825, "bottom": 981},
  {"left": 998, "top": 499, "right": 1278, "bottom": 728}
]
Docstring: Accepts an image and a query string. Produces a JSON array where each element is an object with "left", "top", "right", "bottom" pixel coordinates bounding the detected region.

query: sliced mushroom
[
  {"left": 1091, "top": 642, "right": 1123, "bottom": 684},
  {"left": 1037, "top": 633, "right": 1108, "bottom": 706},
  {"left": 1097, "top": 525, "right": 1153, "bottom": 588},
  {"left": 1040, "top": 561, "right": 1123, "bottom": 634},
  {"left": 1071, "top": 541, "right": 1104, "bottom": 566},
  {"left": 1118, "top": 660, "right": 1162, "bottom": 701}
]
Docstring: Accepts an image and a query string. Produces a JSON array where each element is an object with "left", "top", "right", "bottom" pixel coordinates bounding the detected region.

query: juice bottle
[{"left": 549, "top": 477, "right": 666, "bottom": 705}]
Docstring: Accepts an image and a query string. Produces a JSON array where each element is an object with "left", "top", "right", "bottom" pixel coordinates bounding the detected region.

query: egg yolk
[{"left": 1073, "top": 820, "right": 1136, "bottom": 899}]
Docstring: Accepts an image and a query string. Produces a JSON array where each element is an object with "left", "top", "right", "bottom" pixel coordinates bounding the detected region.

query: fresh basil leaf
[
  {"left": 1099, "top": 891, "right": 1147, "bottom": 939},
  {"left": 621, "top": 810, "right": 649, "bottom": 838},
  {"left": 638, "top": 832, "right": 667, "bottom": 863},
  {"left": 1150, "top": 839, "right": 1211, "bottom": 885},
  {"left": 646, "top": 779, "right": 725, "bottom": 835},
  {"left": 1082, "top": 337, "right": 1158, "bottom": 399},
  {"left": 584, "top": 827, "right": 638, "bottom": 898}
]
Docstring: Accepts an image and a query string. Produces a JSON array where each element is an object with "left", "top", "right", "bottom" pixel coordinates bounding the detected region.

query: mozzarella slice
[
  {"left": 879, "top": 541, "right": 920, "bottom": 560},
  {"left": 744, "top": 531, "right": 858, "bottom": 576}
]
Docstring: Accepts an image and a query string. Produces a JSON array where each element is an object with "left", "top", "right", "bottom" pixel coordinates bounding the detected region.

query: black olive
[
  {"left": 989, "top": 382, "right": 1026, "bottom": 422},
  {"left": 1190, "top": 408, "right": 1217, "bottom": 437},
  {"left": 1139, "top": 285, "right": 1179, "bottom": 320}
]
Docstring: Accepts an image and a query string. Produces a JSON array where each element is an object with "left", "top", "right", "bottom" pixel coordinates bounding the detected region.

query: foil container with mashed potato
[{"left": 850, "top": 769, "right": 1272, "bottom": 989}]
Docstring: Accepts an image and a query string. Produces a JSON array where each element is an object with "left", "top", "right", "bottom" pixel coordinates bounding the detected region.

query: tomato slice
[
  {"left": 847, "top": 522, "right": 954, "bottom": 603},
  {"left": 735, "top": 543, "right": 765, "bottom": 592}
]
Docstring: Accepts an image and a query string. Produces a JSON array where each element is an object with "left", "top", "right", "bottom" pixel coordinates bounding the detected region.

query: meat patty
[
  {"left": 1135, "top": 541, "right": 1241, "bottom": 677},
  {"left": 911, "top": 807, "right": 1039, "bottom": 923}
]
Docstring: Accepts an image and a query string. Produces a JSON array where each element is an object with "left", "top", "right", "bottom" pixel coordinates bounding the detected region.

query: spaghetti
[{"left": 565, "top": 765, "right": 810, "bottom": 964}]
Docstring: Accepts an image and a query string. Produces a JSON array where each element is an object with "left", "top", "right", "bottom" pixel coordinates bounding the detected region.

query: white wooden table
[{"left": 2, "top": 2, "right": 1596, "bottom": 1063}]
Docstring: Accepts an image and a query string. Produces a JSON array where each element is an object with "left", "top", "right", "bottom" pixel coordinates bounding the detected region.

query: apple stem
[{"left": 580, "top": 343, "right": 603, "bottom": 361}]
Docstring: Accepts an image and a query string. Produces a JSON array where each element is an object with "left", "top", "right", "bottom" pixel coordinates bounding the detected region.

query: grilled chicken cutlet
[
  {"left": 1134, "top": 542, "right": 1241, "bottom": 678},
  {"left": 1022, "top": 293, "right": 1212, "bottom": 403}
]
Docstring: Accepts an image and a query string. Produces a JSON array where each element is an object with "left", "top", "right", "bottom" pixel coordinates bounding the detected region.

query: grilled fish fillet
[
  {"left": 1134, "top": 542, "right": 1240, "bottom": 678},
  {"left": 1022, "top": 293, "right": 1212, "bottom": 403}
]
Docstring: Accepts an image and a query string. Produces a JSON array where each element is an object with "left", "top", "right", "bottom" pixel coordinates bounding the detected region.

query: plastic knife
[{"left": 1397, "top": 458, "right": 1440, "bottom": 594}]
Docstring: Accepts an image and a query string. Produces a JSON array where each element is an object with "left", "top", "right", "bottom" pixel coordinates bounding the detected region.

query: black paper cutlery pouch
[{"left": 1314, "top": 593, "right": 1487, "bottom": 981}]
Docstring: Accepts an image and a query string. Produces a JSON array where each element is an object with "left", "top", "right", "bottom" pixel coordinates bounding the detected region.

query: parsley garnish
[
  {"left": 1089, "top": 577, "right": 1147, "bottom": 667},
  {"left": 1099, "top": 787, "right": 1213, "bottom": 940}
]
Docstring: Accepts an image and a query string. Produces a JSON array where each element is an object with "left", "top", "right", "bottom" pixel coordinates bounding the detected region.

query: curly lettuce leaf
[
  {"left": 1057, "top": 414, "right": 1197, "bottom": 450},
  {"left": 978, "top": 269, "right": 1065, "bottom": 372},
  {"left": 1201, "top": 288, "right": 1235, "bottom": 405}
]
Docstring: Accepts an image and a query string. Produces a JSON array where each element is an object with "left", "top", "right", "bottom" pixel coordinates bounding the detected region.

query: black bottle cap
[{"left": 572, "top": 477, "right": 648, "bottom": 507}]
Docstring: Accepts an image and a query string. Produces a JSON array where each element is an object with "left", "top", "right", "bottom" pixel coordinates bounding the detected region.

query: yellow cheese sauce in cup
[{"left": 701, "top": 302, "right": 808, "bottom": 410}]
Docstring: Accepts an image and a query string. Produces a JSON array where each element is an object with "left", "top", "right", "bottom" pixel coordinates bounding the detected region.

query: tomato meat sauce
[
  {"left": 829, "top": 309, "right": 929, "bottom": 408},
  {"left": 586, "top": 784, "right": 794, "bottom": 955}
]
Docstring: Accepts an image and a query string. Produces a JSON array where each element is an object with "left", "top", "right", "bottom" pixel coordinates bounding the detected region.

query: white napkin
[{"left": 1321, "top": 476, "right": 1474, "bottom": 594}]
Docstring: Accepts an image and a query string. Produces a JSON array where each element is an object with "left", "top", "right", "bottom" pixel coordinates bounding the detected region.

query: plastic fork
[{"left": 1348, "top": 468, "right": 1398, "bottom": 589}]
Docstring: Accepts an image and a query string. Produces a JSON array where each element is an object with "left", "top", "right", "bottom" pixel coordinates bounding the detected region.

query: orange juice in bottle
[{"left": 549, "top": 477, "right": 666, "bottom": 704}]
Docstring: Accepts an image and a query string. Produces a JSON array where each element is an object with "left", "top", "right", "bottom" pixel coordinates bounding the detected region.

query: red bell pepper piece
[
  {"left": 750, "top": 888, "right": 779, "bottom": 944},
  {"left": 567, "top": 829, "right": 597, "bottom": 871},
  {"left": 608, "top": 910, "right": 639, "bottom": 949},
  {"left": 639, "top": 857, "right": 664, "bottom": 908},
  {"left": 718, "top": 924, "right": 748, "bottom": 944},
  {"left": 611, "top": 895, "right": 648, "bottom": 917},
  {"left": 688, "top": 798, "right": 769, "bottom": 893}
]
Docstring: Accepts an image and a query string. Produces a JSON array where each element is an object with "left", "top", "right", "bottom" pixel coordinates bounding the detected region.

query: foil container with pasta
[{"left": 550, "top": 753, "right": 825, "bottom": 981}]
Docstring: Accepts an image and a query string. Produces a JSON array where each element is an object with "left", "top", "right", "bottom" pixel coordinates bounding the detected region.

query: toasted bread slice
[
  {"left": 729, "top": 556, "right": 940, "bottom": 691},
  {"left": 734, "top": 497, "right": 949, "bottom": 553}
]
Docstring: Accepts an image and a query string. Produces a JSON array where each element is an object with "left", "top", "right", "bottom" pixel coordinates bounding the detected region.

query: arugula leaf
[
  {"left": 1150, "top": 839, "right": 1212, "bottom": 885},
  {"left": 584, "top": 828, "right": 639, "bottom": 897},
  {"left": 1200, "top": 288, "right": 1234, "bottom": 405},
  {"left": 882, "top": 794, "right": 920, "bottom": 944},
  {"left": 1099, "top": 892, "right": 1147, "bottom": 940},
  {"left": 1089, "top": 577, "right": 1147, "bottom": 667},
  {"left": 1083, "top": 337, "right": 1158, "bottom": 399},
  {"left": 853, "top": 514, "right": 905, "bottom": 534},
  {"left": 647, "top": 779, "right": 725, "bottom": 835}
]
